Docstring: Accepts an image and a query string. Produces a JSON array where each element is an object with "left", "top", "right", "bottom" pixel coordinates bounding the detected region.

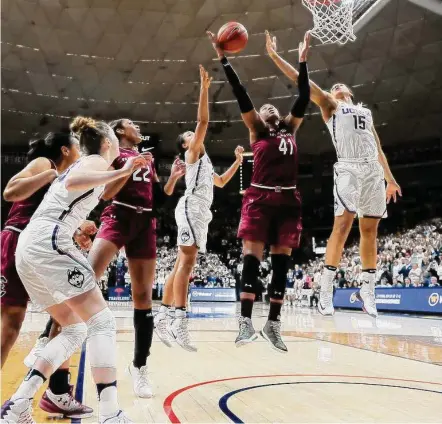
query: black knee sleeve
[
  {"left": 268, "top": 254, "right": 290, "bottom": 300},
  {"left": 240, "top": 255, "right": 261, "bottom": 294}
]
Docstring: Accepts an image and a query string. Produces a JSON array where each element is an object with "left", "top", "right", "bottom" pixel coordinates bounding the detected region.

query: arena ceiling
[{"left": 1, "top": 0, "right": 442, "bottom": 157}]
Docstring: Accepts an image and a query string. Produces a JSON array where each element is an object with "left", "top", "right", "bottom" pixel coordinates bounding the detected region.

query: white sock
[
  {"left": 12, "top": 374, "right": 44, "bottom": 401},
  {"left": 158, "top": 305, "right": 169, "bottom": 315},
  {"left": 175, "top": 308, "right": 186, "bottom": 319},
  {"left": 361, "top": 269, "right": 376, "bottom": 291},
  {"left": 99, "top": 386, "right": 119, "bottom": 417},
  {"left": 320, "top": 267, "right": 336, "bottom": 292}
]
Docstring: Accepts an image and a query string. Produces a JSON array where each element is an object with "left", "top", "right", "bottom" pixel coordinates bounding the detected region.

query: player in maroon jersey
[
  {"left": 87, "top": 119, "right": 185, "bottom": 398},
  {"left": 207, "top": 31, "right": 311, "bottom": 352},
  {"left": 1, "top": 132, "right": 94, "bottom": 418}
]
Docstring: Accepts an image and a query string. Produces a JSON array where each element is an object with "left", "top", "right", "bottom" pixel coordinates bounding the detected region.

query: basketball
[{"left": 217, "top": 22, "right": 248, "bottom": 54}]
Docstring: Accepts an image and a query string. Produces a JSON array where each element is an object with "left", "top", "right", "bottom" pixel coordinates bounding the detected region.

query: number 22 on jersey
[
  {"left": 278, "top": 137, "right": 294, "bottom": 155},
  {"left": 133, "top": 166, "right": 150, "bottom": 182}
]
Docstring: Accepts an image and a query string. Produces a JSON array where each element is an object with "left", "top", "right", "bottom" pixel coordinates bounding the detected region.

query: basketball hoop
[{"left": 302, "top": 0, "right": 356, "bottom": 45}]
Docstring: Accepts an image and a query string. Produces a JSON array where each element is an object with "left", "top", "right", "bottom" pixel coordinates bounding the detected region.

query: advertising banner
[
  {"left": 108, "top": 286, "right": 131, "bottom": 302},
  {"left": 190, "top": 288, "right": 236, "bottom": 302},
  {"left": 333, "top": 287, "right": 442, "bottom": 314}
]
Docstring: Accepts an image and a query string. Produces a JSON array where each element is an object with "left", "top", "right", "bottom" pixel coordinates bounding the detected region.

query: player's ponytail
[
  {"left": 71, "top": 116, "right": 113, "bottom": 155},
  {"left": 27, "top": 132, "right": 74, "bottom": 162},
  {"left": 176, "top": 133, "right": 186, "bottom": 159}
]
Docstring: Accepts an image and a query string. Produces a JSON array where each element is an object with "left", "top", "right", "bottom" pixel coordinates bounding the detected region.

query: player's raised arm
[
  {"left": 66, "top": 155, "right": 147, "bottom": 192},
  {"left": 372, "top": 124, "right": 402, "bottom": 204},
  {"left": 207, "top": 31, "right": 263, "bottom": 135},
  {"left": 3, "top": 157, "right": 57, "bottom": 202},
  {"left": 266, "top": 31, "right": 337, "bottom": 121},
  {"left": 187, "top": 66, "right": 211, "bottom": 161},
  {"left": 284, "top": 33, "right": 311, "bottom": 132},
  {"left": 214, "top": 146, "right": 244, "bottom": 187}
]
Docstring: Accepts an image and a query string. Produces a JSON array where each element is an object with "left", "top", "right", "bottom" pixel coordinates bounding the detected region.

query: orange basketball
[{"left": 217, "top": 22, "right": 248, "bottom": 54}]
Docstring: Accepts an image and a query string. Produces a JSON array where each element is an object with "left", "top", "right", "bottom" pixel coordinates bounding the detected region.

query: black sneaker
[{"left": 260, "top": 320, "right": 288, "bottom": 353}]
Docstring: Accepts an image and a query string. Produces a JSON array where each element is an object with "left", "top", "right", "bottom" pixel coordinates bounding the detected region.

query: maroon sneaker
[{"left": 39, "top": 386, "right": 93, "bottom": 419}]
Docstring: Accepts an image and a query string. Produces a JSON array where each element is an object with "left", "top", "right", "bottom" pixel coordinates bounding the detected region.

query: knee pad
[
  {"left": 40, "top": 322, "right": 87, "bottom": 370},
  {"left": 86, "top": 308, "right": 116, "bottom": 369},
  {"left": 240, "top": 255, "right": 261, "bottom": 294},
  {"left": 268, "top": 254, "right": 290, "bottom": 300}
]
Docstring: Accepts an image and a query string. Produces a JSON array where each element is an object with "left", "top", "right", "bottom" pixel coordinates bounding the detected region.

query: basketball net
[{"left": 302, "top": 0, "right": 356, "bottom": 45}]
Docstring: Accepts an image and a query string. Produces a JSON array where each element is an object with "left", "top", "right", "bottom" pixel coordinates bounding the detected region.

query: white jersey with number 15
[{"left": 326, "top": 101, "right": 379, "bottom": 161}]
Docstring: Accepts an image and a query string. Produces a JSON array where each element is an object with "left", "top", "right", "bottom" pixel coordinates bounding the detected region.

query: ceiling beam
[
  {"left": 407, "top": 0, "right": 442, "bottom": 16},
  {"left": 353, "top": 0, "right": 393, "bottom": 33}
]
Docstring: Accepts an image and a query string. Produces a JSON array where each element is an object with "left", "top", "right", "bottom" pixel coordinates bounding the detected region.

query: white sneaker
[
  {"left": 99, "top": 410, "right": 132, "bottom": 423},
  {"left": 358, "top": 284, "right": 378, "bottom": 318},
  {"left": 24, "top": 337, "right": 49, "bottom": 368},
  {"left": 128, "top": 363, "right": 153, "bottom": 398},
  {"left": 169, "top": 316, "right": 197, "bottom": 352},
  {"left": 318, "top": 285, "right": 334, "bottom": 316},
  {"left": 154, "top": 312, "right": 173, "bottom": 348},
  {"left": 1, "top": 398, "right": 35, "bottom": 424}
]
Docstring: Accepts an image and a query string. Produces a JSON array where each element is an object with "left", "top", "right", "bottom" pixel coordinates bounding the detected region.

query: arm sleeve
[
  {"left": 220, "top": 57, "right": 254, "bottom": 114},
  {"left": 290, "top": 62, "right": 310, "bottom": 118}
]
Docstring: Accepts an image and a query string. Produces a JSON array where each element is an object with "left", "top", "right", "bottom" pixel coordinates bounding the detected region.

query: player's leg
[
  {"left": 154, "top": 257, "right": 179, "bottom": 347},
  {"left": 317, "top": 212, "right": 354, "bottom": 315},
  {"left": 88, "top": 238, "right": 120, "bottom": 281},
  {"left": 125, "top": 256, "right": 155, "bottom": 398},
  {"left": 357, "top": 218, "right": 381, "bottom": 317},
  {"left": 235, "top": 239, "right": 265, "bottom": 347},
  {"left": 23, "top": 317, "right": 53, "bottom": 368},
  {"left": 1, "top": 305, "right": 26, "bottom": 368},
  {"left": 260, "top": 244, "right": 291, "bottom": 353},
  {"left": 1, "top": 230, "right": 28, "bottom": 368},
  {"left": 318, "top": 164, "right": 358, "bottom": 315},
  {"left": 169, "top": 245, "right": 198, "bottom": 351},
  {"left": 356, "top": 163, "right": 387, "bottom": 317},
  {"left": 2, "top": 303, "right": 92, "bottom": 423}
]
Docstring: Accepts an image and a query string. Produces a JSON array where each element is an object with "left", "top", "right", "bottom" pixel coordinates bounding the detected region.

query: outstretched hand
[
  {"left": 207, "top": 31, "right": 225, "bottom": 59},
  {"left": 170, "top": 157, "right": 186, "bottom": 180},
  {"left": 122, "top": 155, "right": 148, "bottom": 175},
  {"left": 234, "top": 146, "right": 244, "bottom": 163},
  {"left": 265, "top": 30, "right": 277, "bottom": 57},
  {"left": 200, "top": 65, "right": 212, "bottom": 89},
  {"left": 298, "top": 31, "right": 311, "bottom": 62}
]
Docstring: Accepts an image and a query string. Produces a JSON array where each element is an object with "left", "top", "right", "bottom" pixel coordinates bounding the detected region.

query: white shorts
[
  {"left": 16, "top": 222, "right": 96, "bottom": 312},
  {"left": 286, "top": 288, "right": 295, "bottom": 295},
  {"left": 175, "top": 196, "right": 213, "bottom": 253},
  {"left": 333, "top": 161, "right": 387, "bottom": 218}
]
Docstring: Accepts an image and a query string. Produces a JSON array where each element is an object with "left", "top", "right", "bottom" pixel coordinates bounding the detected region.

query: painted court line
[
  {"left": 163, "top": 374, "right": 442, "bottom": 423},
  {"left": 218, "top": 381, "right": 442, "bottom": 423}
]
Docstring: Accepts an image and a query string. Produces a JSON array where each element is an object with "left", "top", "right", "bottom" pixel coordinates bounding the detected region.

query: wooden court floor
[{"left": 2, "top": 303, "right": 442, "bottom": 423}]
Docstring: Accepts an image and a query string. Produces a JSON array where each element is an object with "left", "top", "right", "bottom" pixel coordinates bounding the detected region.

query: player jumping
[
  {"left": 266, "top": 31, "right": 401, "bottom": 318},
  {"left": 154, "top": 65, "right": 244, "bottom": 351},
  {"left": 207, "top": 30, "right": 310, "bottom": 353}
]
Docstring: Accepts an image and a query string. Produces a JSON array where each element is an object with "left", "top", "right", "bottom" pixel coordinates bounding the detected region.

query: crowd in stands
[{"left": 292, "top": 218, "right": 442, "bottom": 291}]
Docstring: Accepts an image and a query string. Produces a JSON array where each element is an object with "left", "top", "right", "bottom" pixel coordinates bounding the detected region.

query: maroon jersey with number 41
[
  {"left": 111, "top": 147, "right": 155, "bottom": 208},
  {"left": 251, "top": 122, "right": 298, "bottom": 188}
]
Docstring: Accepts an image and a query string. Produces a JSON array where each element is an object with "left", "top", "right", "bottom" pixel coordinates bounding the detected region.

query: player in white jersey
[
  {"left": 265, "top": 32, "right": 401, "bottom": 318},
  {"left": 1, "top": 117, "right": 148, "bottom": 424},
  {"left": 154, "top": 66, "right": 244, "bottom": 351}
]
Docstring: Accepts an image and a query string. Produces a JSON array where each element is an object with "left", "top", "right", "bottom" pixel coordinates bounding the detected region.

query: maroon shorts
[
  {"left": 1, "top": 229, "right": 29, "bottom": 307},
  {"left": 238, "top": 186, "right": 302, "bottom": 248},
  {"left": 96, "top": 204, "right": 157, "bottom": 259}
]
